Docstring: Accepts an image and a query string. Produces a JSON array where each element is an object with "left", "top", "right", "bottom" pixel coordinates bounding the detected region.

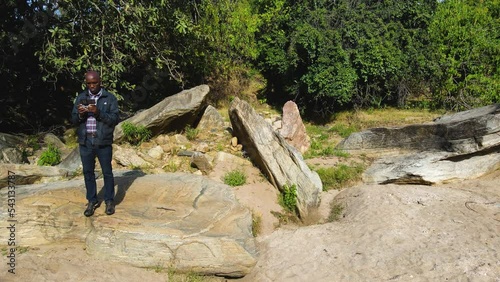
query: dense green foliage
[
  {"left": 428, "top": 0, "right": 500, "bottom": 110},
  {"left": 255, "top": 0, "right": 441, "bottom": 115},
  {"left": 1, "top": 0, "right": 498, "bottom": 132}
]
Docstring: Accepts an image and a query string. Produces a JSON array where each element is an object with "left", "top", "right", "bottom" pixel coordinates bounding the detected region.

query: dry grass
[{"left": 332, "top": 107, "right": 445, "bottom": 131}]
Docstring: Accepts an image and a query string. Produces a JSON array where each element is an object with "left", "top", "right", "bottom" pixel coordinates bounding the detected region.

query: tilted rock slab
[
  {"left": 114, "top": 85, "right": 210, "bottom": 142},
  {"left": 338, "top": 104, "right": 500, "bottom": 154},
  {"left": 337, "top": 104, "right": 500, "bottom": 184},
  {"left": 229, "top": 97, "right": 322, "bottom": 219},
  {"left": 0, "top": 172, "right": 256, "bottom": 277}
]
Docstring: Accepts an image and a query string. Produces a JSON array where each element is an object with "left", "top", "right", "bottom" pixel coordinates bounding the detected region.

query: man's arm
[{"left": 95, "top": 93, "right": 119, "bottom": 126}]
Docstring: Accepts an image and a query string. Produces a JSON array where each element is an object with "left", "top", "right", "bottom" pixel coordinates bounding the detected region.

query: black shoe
[
  {"left": 105, "top": 201, "right": 115, "bottom": 215},
  {"left": 84, "top": 201, "right": 99, "bottom": 217}
]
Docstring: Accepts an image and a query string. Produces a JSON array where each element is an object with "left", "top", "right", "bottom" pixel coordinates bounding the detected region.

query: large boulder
[
  {"left": 57, "top": 147, "right": 82, "bottom": 173},
  {"left": 114, "top": 85, "right": 210, "bottom": 142},
  {"left": 0, "top": 172, "right": 256, "bottom": 277},
  {"left": 229, "top": 97, "right": 322, "bottom": 219},
  {"left": 43, "top": 133, "right": 66, "bottom": 150},
  {"left": 279, "top": 101, "right": 311, "bottom": 154},
  {"left": 196, "top": 105, "right": 227, "bottom": 134},
  {"left": 337, "top": 104, "right": 500, "bottom": 154}
]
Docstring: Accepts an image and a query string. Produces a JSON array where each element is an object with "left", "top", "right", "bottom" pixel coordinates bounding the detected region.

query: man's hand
[
  {"left": 77, "top": 104, "right": 88, "bottom": 114},
  {"left": 87, "top": 104, "right": 99, "bottom": 114}
]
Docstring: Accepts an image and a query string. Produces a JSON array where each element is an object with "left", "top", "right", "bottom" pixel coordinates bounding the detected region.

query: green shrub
[
  {"left": 223, "top": 170, "right": 247, "bottom": 186},
  {"left": 316, "top": 164, "right": 364, "bottom": 191},
  {"left": 121, "top": 122, "right": 152, "bottom": 145},
  {"left": 279, "top": 184, "right": 297, "bottom": 213},
  {"left": 184, "top": 125, "right": 199, "bottom": 141},
  {"left": 37, "top": 144, "right": 61, "bottom": 166}
]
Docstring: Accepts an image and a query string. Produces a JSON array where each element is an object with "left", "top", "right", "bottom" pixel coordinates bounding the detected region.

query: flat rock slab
[
  {"left": 243, "top": 180, "right": 500, "bottom": 281},
  {"left": 0, "top": 172, "right": 256, "bottom": 277},
  {"left": 86, "top": 173, "right": 256, "bottom": 277}
]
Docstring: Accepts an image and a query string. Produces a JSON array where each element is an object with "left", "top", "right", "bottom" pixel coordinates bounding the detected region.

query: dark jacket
[{"left": 71, "top": 89, "right": 119, "bottom": 146}]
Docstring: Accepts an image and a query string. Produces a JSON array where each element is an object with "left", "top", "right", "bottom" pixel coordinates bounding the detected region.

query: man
[{"left": 71, "top": 71, "right": 119, "bottom": 216}]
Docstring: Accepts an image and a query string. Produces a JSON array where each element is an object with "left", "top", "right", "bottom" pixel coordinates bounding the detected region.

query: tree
[
  {"left": 0, "top": 0, "right": 66, "bottom": 132},
  {"left": 37, "top": 0, "right": 184, "bottom": 110},
  {"left": 254, "top": 0, "right": 437, "bottom": 117},
  {"left": 428, "top": 0, "right": 500, "bottom": 110}
]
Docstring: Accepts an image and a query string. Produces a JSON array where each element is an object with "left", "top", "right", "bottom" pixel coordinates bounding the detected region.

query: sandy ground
[{"left": 1, "top": 164, "right": 499, "bottom": 281}]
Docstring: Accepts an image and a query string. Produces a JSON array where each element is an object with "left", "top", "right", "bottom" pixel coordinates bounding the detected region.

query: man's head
[{"left": 85, "top": 71, "right": 101, "bottom": 94}]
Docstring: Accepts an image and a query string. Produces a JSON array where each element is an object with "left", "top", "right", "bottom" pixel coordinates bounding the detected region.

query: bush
[
  {"left": 37, "top": 144, "right": 61, "bottom": 166},
  {"left": 279, "top": 184, "right": 297, "bottom": 213},
  {"left": 223, "top": 170, "right": 247, "bottom": 186},
  {"left": 121, "top": 122, "right": 152, "bottom": 145}
]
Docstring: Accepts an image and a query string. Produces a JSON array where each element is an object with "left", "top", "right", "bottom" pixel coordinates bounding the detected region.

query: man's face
[{"left": 85, "top": 74, "right": 101, "bottom": 94}]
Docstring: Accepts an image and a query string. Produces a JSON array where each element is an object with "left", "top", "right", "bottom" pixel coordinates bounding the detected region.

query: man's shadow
[{"left": 97, "top": 169, "right": 146, "bottom": 206}]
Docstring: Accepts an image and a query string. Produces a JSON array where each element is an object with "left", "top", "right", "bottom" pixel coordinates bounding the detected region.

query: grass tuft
[
  {"left": 252, "top": 211, "right": 262, "bottom": 237},
  {"left": 316, "top": 164, "right": 365, "bottom": 191},
  {"left": 184, "top": 125, "right": 199, "bottom": 141},
  {"left": 223, "top": 170, "right": 247, "bottom": 186},
  {"left": 328, "top": 202, "right": 344, "bottom": 222}
]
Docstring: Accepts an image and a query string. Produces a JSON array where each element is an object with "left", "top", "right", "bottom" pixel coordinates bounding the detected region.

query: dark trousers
[{"left": 79, "top": 137, "right": 115, "bottom": 203}]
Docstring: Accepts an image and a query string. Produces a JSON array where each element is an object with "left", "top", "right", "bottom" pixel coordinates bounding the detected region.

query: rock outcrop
[
  {"left": 337, "top": 104, "right": 500, "bottom": 184},
  {"left": 0, "top": 163, "right": 68, "bottom": 187},
  {"left": 114, "top": 85, "right": 210, "bottom": 142},
  {"left": 242, "top": 181, "right": 500, "bottom": 281},
  {"left": 0, "top": 172, "right": 256, "bottom": 277},
  {"left": 196, "top": 105, "right": 227, "bottom": 134},
  {"left": 338, "top": 104, "right": 500, "bottom": 154},
  {"left": 229, "top": 97, "right": 322, "bottom": 219}
]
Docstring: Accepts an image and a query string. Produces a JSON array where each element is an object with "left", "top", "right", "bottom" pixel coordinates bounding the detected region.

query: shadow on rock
[{"left": 97, "top": 169, "right": 146, "bottom": 206}]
